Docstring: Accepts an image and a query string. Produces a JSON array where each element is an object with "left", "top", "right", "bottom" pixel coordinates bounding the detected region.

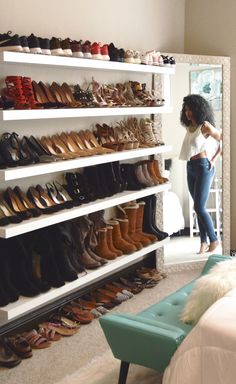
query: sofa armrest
[{"left": 100, "top": 313, "right": 186, "bottom": 372}]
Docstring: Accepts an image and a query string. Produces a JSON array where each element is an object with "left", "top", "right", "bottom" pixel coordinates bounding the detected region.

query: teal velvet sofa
[{"left": 100, "top": 254, "right": 232, "bottom": 384}]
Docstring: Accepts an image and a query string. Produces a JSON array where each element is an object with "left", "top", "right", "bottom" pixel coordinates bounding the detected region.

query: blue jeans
[{"left": 187, "top": 158, "right": 217, "bottom": 243}]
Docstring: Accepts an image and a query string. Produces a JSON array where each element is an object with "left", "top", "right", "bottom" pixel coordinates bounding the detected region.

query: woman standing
[{"left": 179, "top": 94, "right": 222, "bottom": 254}]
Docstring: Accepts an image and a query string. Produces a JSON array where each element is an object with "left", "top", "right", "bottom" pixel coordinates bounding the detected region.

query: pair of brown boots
[{"left": 94, "top": 201, "right": 157, "bottom": 260}]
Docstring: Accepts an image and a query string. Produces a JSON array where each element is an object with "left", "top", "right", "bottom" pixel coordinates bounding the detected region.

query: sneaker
[
  {"left": 100, "top": 44, "right": 110, "bottom": 61},
  {"left": 61, "top": 38, "right": 72, "bottom": 56},
  {"left": 0, "top": 31, "right": 22, "bottom": 52},
  {"left": 82, "top": 40, "right": 92, "bottom": 59},
  {"left": 124, "top": 49, "right": 135, "bottom": 64},
  {"left": 19, "top": 36, "right": 30, "bottom": 53},
  {"left": 28, "top": 34, "right": 42, "bottom": 54},
  {"left": 169, "top": 56, "right": 176, "bottom": 67},
  {"left": 152, "top": 51, "right": 161, "bottom": 66},
  {"left": 161, "top": 55, "right": 171, "bottom": 66},
  {"left": 70, "top": 40, "right": 84, "bottom": 58},
  {"left": 108, "top": 43, "right": 119, "bottom": 61},
  {"left": 141, "top": 52, "right": 151, "bottom": 65},
  {"left": 38, "top": 37, "right": 51, "bottom": 55},
  {"left": 133, "top": 50, "right": 141, "bottom": 64},
  {"left": 91, "top": 42, "right": 102, "bottom": 60},
  {"left": 118, "top": 48, "right": 125, "bottom": 62},
  {"left": 50, "top": 37, "right": 64, "bottom": 56}
]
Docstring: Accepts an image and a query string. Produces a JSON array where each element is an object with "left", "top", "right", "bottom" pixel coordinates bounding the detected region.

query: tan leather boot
[
  {"left": 106, "top": 226, "right": 123, "bottom": 257},
  {"left": 136, "top": 202, "right": 157, "bottom": 242},
  {"left": 146, "top": 160, "right": 162, "bottom": 184},
  {"left": 107, "top": 220, "right": 136, "bottom": 254},
  {"left": 124, "top": 205, "right": 151, "bottom": 246},
  {"left": 115, "top": 218, "right": 142, "bottom": 250},
  {"left": 152, "top": 159, "right": 168, "bottom": 182},
  {"left": 94, "top": 228, "right": 117, "bottom": 260}
]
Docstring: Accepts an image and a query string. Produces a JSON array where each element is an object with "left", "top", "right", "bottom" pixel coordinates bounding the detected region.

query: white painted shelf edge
[
  {"left": 0, "top": 145, "right": 172, "bottom": 181},
  {"left": 0, "top": 106, "right": 172, "bottom": 121},
  {"left": 0, "top": 237, "right": 169, "bottom": 321},
  {"left": 0, "top": 51, "right": 175, "bottom": 74},
  {"left": 0, "top": 183, "right": 171, "bottom": 238}
]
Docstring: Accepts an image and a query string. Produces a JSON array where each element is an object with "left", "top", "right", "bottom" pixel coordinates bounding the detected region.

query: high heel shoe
[
  {"left": 27, "top": 187, "right": 57, "bottom": 214},
  {"left": 3, "top": 187, "right": 32, "bottom": 220},
  {"left": 40, "top": 136, "right": 73, "bottom": 160},
  {"left": 59, "top": 132, "right": 89, "bottom": 157},
  {"left": 50, "top": 82, "right": 80, "bottom": 108},
  {"left": 69, "top": 131, "right": 100, "bottom": 155},
  {"left": 38, "top": 81, "right": 65, "bottom": 108},
  {"left": 35, "top": 184, "right": 62, "bottom": 211},
  {"left": 0, "top": 197, "right": 23, "bottom": 225},
  {"left": 32, "top": 81, "right": 58, "bottom": 109},
  {"left": 23, "top": 136, "right": 58, "bottom": 163},
  {"left": 61, "top": 83, "right": 83, "bottom": 107},
  {"left": 46, "top": 182, "right": 74, "bottom": 209},
  {"left": 0, "top": 132, "right": 21, "bottom": 167},
  {"left": 13, "top": 186, "right": 42, "bottom": 217},
  {"left": 50, "top": 135, "right": 81, "bottom": 159},
  {"left": 82, "top": 129, "right": 114, "bottom": 154}
]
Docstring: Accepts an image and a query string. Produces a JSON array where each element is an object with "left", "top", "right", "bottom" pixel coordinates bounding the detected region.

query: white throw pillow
[{"left": 180, "top": 258, "right": 236, "bottom": 324}]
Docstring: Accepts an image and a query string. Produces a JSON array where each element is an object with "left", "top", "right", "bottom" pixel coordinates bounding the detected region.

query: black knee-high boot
[{"left": 139, "top": 195, "right": 169, "bottom": 240}]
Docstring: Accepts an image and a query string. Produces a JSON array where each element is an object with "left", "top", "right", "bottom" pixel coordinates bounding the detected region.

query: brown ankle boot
[
  {"left": 146, "top": 160, "right": 162, "bottom": 184},
  {"left": 152, "top": 160, "right": 168, "bottom": 183},
  {"left": 136, "top": 202, "right": 157, "bottom": 242},
  {"left": 124, "top": 205, "right": 151, "bottom": 246},
  {"left": 94, "top": 228, "right": 117, "bottom": 260},
  {"left": 107, "top": 220, "right": 136, "bottom": 254},
  {"left": 115, "top": 218, "right": 142, "bottom": 250},
  {"left": 106, "top": 226, "right": 123, "bottom": 257}
]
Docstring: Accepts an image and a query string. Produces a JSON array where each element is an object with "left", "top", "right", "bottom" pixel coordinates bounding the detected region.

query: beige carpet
[{"left": 0, "top": 268, "right": 201, "bottom": 384}]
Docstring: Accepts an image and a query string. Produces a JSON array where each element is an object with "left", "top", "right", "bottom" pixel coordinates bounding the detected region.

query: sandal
[
  {"left": 38, "top": 326, "right": 61, "bottom": 341},
  {"left": 39, "top": 321, "right": 79, "bottom": 337},
  {"left": 5, "top": 334, "right": 32, "bottom": 358},
  {"left": 22, "top": 329, "right": 51, "bottom": 349}
]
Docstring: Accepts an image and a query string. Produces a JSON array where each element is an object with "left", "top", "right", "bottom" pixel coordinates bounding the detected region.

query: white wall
[
  {"left": 185, "top": 0, "right": 235, "bottom": 248},
  {"left": 1, "top": 0, "right": 185, "bottom": 52}
]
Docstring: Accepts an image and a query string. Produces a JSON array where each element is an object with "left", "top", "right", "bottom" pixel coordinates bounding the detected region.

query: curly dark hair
[{"left": 180, "top": 94, "right": 215, "bottom": 127}]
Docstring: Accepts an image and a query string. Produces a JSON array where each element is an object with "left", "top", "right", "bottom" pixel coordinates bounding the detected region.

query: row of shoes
[
  {"left": 0, "top": 119, "right": 165, "bottom": 169},
  {"left": 0, "top": 31, "right": 175, "bottom": 66},
  {"left": 0, "top": 76, "right": 165, "bottom": 110},
  {"left": 0, "top": 263, "right": 166, "bottom": 368},
  {"left": 0, "top": 196, "right": 168, "bottom": 305},
  {"left": 0, "top": 161, "right": 167, "bottom": 225}
]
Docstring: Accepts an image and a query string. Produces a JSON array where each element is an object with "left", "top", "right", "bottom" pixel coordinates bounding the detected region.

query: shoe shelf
[
  {"left": 0, "top": 145, "right": 172, "bottom": 181},
  {"left": 0, "top": 51, "right": 175, "bottom": 75},
  {"left": 0, "top": 237, "right": 169, "bottom": 322},
  {"left": 0, "top": 183, "right": 171, "bottom": 239},
  {"left": 0, "top": 106, "right": 172, "bottom": 121}
]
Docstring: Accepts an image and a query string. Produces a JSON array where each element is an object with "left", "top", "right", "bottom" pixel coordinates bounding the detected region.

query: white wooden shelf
[
  {"left": 0, "top": 145, "right": 172, "bottom": 181},
  {"left": 0, "top": 183, "right": 171, "bottom": 239},
  {"left": 0, "top": 51, "right": 175, "bottom": 75},
  {"left": 0, "top": 237, "right": 169, "bottom": 321},
  {"left": 0, "top": 106, "right": 172, "bottom": 121}
]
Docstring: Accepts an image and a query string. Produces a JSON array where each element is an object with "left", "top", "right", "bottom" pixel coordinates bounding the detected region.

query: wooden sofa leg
[{"left": 118, "top": 361, "right": 130, "bottom": 384}]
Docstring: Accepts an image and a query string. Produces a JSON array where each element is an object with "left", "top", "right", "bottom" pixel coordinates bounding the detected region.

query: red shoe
[
  {"left": 91, "top": 42, "right": 102, "bottom": 60},
  {"left": 100, "top": 44, "right": 110, "bottom": 61},
  {"left": 70, "top": 40, "right": 84, "bottom": 58},
  {"left": 82, "top": 40, "right": 92, "bottom": 59}
]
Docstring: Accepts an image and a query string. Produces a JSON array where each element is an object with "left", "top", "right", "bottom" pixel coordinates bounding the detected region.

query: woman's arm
[
  {"left": 201, "top": 121, "right": 222, "bottom": 141},
  {"left": 202, "top": 121, "right": 222, "bottom": 168}
]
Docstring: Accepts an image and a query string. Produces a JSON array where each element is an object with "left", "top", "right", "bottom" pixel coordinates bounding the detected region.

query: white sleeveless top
[{"left": 179, "top": 125, "right": 218, "bottom": 161}]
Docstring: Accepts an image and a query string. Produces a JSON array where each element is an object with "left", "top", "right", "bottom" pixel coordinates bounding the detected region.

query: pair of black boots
[
  {"left": 66, "top": 161, "right": 127, "bottom": 202},
  {"left": 139, "top": 195, "right": 169, "bottom": 240}
]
